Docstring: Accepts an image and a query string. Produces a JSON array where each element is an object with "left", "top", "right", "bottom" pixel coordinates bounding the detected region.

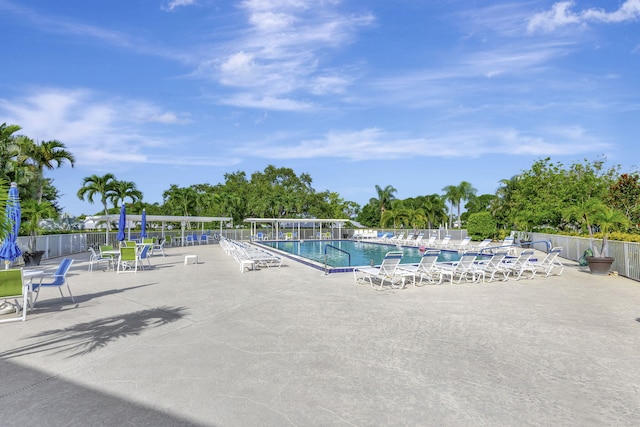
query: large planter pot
[
  {"left": 23, "top": 250, "right": 45, "bottom": 266},
  {"left": 585, "top": 256, "right": 614, "bottom": 275}
]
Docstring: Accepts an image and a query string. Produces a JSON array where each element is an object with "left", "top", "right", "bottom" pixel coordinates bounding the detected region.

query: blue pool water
[{"left": 259, "top": 240, "right": 460, "bottom": 268}]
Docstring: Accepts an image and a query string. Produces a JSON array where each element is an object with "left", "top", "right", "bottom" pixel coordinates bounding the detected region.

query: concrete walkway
[{"left": 1, "top": 244, "right": 639, "bottom": 426}]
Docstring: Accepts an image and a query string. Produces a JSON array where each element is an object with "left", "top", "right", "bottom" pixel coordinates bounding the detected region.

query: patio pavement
[{"left": 1, "top": 243, "right": 639, "bottom": 426}]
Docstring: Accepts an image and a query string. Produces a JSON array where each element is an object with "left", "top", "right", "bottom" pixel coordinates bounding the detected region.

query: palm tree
[
  {"left": 442, "top": 181, "right": 477, "bottom": 229},
  {"left": 20, "top": 139, "right": 75, "bottom": 203},
  {"left": 369, "top": 184, "right": 397, "bottom": 227},
  {"left": 420, "top": 194, "right": 447, "bottom": 229},
  {"left": 77, "top": 173, "right": 118, "bottom": 228},
  {"left": 563, "top": 199, "right": 629, "bottom": 257},
  {"left": 0, "top": 123, "right": 22, "bottom": 181},
  {"left": 21, "top": 199, "right": 57, "bottom": 253},
  {"left": 162, "top": 185, "right": 198, "bottom": 225},
  {"left": 441, "top": 185, "right": 459, "bottom": 228},
  {"left": 592, "top": 206, "right": 630, "bottom": 257},
  {"left": 109, "top": 180, "right": 143, "bottom": 209}
]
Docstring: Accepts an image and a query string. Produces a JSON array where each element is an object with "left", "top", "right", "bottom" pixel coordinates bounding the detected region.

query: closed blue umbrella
[
  {"left": 140, "top": 209, "right": 147, "bottom": 238},
  {"left": 0, "top": 182, "right": 22, "bottom": 269},
  {"left": 116, "top": 204, "right": 126, "bottom": 242}
]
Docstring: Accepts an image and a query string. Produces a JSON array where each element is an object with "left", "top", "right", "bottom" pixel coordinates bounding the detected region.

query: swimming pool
[{"left": 258, "top": 240, "right": 460, "bottom": 273}]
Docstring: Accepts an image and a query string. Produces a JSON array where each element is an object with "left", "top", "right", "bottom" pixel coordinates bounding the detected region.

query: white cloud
[
  {"left": 0, "top": 88, "right": 196, "bottom": 166},
  {"left": 162, "top": 0, "right": 197, "bottom": 12},
  {"left": 219, "top": 93, "right": 314, "bottom": 111},
  {"left": 209, "top": 0, "right": 374, "bottom": 110},
  {"left": 230, "top": 126, "right": 612, "bottom": 161},
  {"left": 528, "top": 0, "right": 640, "bottom": 33}
]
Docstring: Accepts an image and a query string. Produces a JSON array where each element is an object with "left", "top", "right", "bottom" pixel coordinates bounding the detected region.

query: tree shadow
[
  {"left": 31, "top": 284, "right": 156, "bottom": 314},
  {"left": 1, "top": 305, "right": 188, "bottom": 359}
]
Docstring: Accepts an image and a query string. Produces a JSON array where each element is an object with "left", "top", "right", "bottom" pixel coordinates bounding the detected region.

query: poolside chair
[
  {"left": 32, "top": 258, "right": 75, "bottom": 305},
  {"left": 397, "top": 249, "right": 443, "bottom": 286},
  {"left": 411, "top": 233, "right": 425, "bottom": 246},
  {"left": 501, "top": 236, "right": 517, "bottom": 255},
  {"left": 475, "top": 251, "right": 511, "bottom": 282},
  {"left": 421, "top": 234, "right": 437, "bottom": 248},
  {"left": 387, "top": 233, "right": 404, "bottom": 244},
  {"left": 474, "top": 238, "right": 493, "bottom": 252},
  {"left": 453, "top": 236, "right": 472, "bottom": 251},
  {"left": 239, "top": 246, "right": 283, "bottom": 268},
  {"left": 151, "top": 239, "right": 166, "bottom": 257},
  {"left": 435, "top": 235, "right": 452, "bottom": 249},
  {"left": 117, "top": 247, "right": 139, "bottom": 273},
  {"left": 230, "top": 247, "right": 257, "bottom": 272},
  {"left": 502, "top": 250, "right": 537, "bottom": 280},
  {"left": 0, "top": 269, "right": 29, "bottom": 323},
  {"left": 199, "top": 234, "right": 209, "bottom": 245},
  {"left": 435, "top": 252, "right": 485, "bottom": 284},
  {"left": 88, "top": 247, "right": 114, "bottom": 272},
  {"left": 138, "top": 244, "right": 152, "bottom": 270},
  {"left": 524, "top": 247, "right": 564, "bottom": 277},
  {"left": 353, "top": 251, "right": 406, "bottom": 290}
]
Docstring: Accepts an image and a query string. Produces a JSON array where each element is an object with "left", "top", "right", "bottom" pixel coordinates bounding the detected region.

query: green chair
[
  {"left": 117, "top": 247, "right": 139, "bottom": 273},
  {"left": 142, "top": 238, "right": 154, "bottom": 245},
  {"left": 0, "top": 269, "right": 29, "bottom": 323}
]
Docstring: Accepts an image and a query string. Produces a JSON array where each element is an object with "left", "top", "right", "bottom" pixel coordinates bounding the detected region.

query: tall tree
[
  {"left": 77, "top": 173, "right": 118, "bottom": 225},
  {"left": 20, "top": 139, "right": 75, "bottom": 203},
  {"left": 370, "top": 184, "right": 397, "bottom": 224},
  {"left": 441, "top": 184, "right": 460, "bottom": 228},
  {"left": 109, "top": 180, "right": 143, "bottom": 209}
]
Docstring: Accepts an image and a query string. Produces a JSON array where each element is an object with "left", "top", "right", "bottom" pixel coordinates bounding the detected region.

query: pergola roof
[
  {"left": 91, "top": 214, "right": 232, "bottom": 224},
  {"left": 88, "top": 214, "right": 233, "bottom": 246},
  {"left": 243, "top": 218, "right": 350, "bottom": 225}
]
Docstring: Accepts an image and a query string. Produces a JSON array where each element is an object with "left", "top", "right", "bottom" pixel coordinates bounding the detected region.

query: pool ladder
[{"left": 324, "top": 244, "right": 351, "bottom": 274}]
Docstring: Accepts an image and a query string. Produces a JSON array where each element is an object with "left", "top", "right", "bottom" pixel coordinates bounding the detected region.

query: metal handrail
[{"left": 323, "top": 244, "right": 351, "bottom": 274}]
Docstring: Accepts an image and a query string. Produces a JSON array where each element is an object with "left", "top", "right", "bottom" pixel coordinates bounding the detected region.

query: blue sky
[{"left": 1, "top": 0, "right": 639, "bottom": 216}]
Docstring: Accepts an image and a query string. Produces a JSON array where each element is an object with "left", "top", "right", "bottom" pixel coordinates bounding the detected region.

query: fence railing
[{"left": 530, "top": 232, "right": 639, "bottom": 281}]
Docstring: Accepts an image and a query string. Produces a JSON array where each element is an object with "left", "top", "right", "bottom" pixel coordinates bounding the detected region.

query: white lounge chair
[
  {"left": 475, "top": 251, "right": 511, "bottom": 282},
  {"left": 453, "top": 236, "right": 472, "bottom": 251},
  {"left": 420, "top": 235, "right": 437, "bottom": 248},
  {"left": 502, "top": 249, "right": 537, "bottom": 280},
  {"left": 435, "top": 252, "right": 485, "bottom": 284},
  {"left": 525, "top": 247, "right": 564, "bottom": 277},
  {"left": 397, "top": 249, "right": 443, "bottom": 285},
  {"left": 434, "top": 235, "right": 452, "bottom": 249},
  {"left": 353, "top": 251, "right": 406, "bottom": 290},
  {"left": 474, "top": 238, "right": 493, "bottom": 252}
]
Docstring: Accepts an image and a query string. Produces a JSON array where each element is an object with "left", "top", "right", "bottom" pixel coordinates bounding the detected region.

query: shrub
[{"left": 467, "top": 212, "right": 497, "bottom": 240}]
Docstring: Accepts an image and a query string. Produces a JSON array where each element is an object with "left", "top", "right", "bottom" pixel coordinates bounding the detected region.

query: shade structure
[
  {"left": 0, "top": 182, "right": 22, "bottom": 268},
  {"left": 116, "top": 204, "right": 126, "bottom": 242},
  {"left": 140, "top": 209, "right": 147, "bottom": 238}
]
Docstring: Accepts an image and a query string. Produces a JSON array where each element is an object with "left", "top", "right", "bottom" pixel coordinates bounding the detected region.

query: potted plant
[
  {"left": 21, "top": 199, "right": 57, "bottom": 266},
  {"left": 563, "top": 199, "right": 629, "bottom": 275}
]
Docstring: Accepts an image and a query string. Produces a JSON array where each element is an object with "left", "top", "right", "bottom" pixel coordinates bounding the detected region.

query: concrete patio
[{"left": 1, "top": 243, "right": 639, "bottom": 426}]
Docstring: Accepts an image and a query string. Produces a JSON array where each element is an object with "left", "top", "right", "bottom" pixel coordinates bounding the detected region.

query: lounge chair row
[
  {"left": 220, "top": 237, "right": 283, "bottom": 272},
  {"left": 354, "top": 247, "right": 564, "bottom": 290}
]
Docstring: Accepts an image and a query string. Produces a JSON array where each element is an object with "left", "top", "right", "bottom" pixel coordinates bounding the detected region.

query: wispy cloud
[
  {"left": 162, "top": 0, "right": 198, "bottom": 12},
  {"left": 0, "top": 88, "right": 205, "bottom": 166},
  {"left": 230, "top": 126, "right": 611, "bottom": 161},
  {"left": 205, "top": 0, "right": 374, "bottom": 110},
  {"left": 528, "top": 0, "right": 640, "bottom": 33},
  {"left": 0, "top": 0, "right": 132, "bottom": 47}
]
